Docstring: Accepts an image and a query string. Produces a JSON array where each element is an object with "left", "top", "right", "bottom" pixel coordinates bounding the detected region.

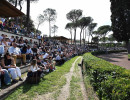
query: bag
[{"left": 26, "top": 72, "right": 40, "bottom": 84}]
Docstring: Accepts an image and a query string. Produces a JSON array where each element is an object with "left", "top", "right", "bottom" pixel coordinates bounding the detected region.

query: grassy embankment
[{"left": 6, "top": 56, "right": 78, "bottom": 100}]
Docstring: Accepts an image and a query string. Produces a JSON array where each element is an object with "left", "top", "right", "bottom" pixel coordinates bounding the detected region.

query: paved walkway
[{"left": 97, "top": 52, "right": 130, "bottom": 70}]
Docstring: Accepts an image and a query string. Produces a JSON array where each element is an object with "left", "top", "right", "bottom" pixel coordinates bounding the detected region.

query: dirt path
[
  {"left": 97, "top": 52, "right": 130, "bottom": 70},
  {"left": 78, "top": 57, "right": 88, "bottom": 100},
  {"left": 57, "top": 56, "right": 81, "bottom": 100},
  {"left": 35, "top": 56, "right": 86, "bottom": 100}
]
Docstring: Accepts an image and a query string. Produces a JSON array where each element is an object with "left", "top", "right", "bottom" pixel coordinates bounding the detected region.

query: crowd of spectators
[
  {"left": 0, "top": 16, "right": 88, "bottom": 87},
  {"left": 0, "top": 31, "right": 88, "bottom": 87},
  {"left": 0, "top": 17, "right": 42, "bottom": 38}
]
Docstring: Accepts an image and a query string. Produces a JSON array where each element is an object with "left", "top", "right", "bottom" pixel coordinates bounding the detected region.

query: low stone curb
[
  {"left": 0, "top": 65, "right": 28, "bottom": 100},
  {"left": 0, "top": 77, "right": 26, "bottom": 100}
]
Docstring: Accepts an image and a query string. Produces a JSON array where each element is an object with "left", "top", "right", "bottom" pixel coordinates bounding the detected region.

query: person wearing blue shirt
[{"left": 0, "top": 45, "right": 4, "bottom": 55}]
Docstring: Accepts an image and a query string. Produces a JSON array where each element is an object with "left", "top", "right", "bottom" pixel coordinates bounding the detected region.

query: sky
[{"left": 21, "top": 0, "right": 111, "bottom": 39}]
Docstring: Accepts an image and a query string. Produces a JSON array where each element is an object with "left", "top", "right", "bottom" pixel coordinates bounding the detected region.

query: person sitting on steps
[
  {"left": 8, "top": 42, "right": 26, "bottom": 65},
  {"left": 0, "top": 65, "right": 11, "bottom": 87},
  {"left": 27, "top": 59, "right": 43, "bottom": 79},
  {"left": 1, "top": 53, "right": 23, "bottom": 82}
]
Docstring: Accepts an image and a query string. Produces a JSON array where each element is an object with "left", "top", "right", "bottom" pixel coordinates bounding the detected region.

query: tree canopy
[
  {"left": 66, "top": 9, "right": 82, "bottom": 45},
  {"left": 43, "top": 8, "right": 57, "bottom": 37},
  {"left": 110, "top": 0, "right": 130, "bottom": 43}
]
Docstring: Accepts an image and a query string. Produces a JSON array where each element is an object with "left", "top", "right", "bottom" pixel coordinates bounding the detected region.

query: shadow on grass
[{"left": 22, "top": 77, "right": 46, "bottom": 93}]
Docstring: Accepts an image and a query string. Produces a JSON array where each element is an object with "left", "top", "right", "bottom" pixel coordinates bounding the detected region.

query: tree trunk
[
  {"left": 126, "top": 41, "right": 130, "bottom": 54},
  {"left": 15, "top": 0, "right": 18, "bottom": 7},
  {"left": 88, "top": 33, "right": 90, "bottom": 43},
  {"left": 19, "top": 0, "right": 22, "bottom": 11},
  {"left": 84, "top": 29, "right": 87, "bottom": 47},
  {"left": 80, "top": 29, "right": 83, "bottom": 46},
  {"left": 14, "top": 0, "right": 18, "bottom": 25},
  {"left": 37, "top": 23, "right": 40, "bottom": 32},
  {"left": 49, "top": 20, "right": 51, "bottom": 37},
  {"left": 54, "top": 27, "right": 56, "bottom": 37},
  {"left": 54, "top": 32, "right": 55, "bottom": 37},
  {"left": 70, "top": 30, "right": 72, "bottom": 45},
  {"left": 74, "top": 28, "right": 77, "bottom": 48},
  {"left": 91, "top": 35, "right": 93, "bottom": 43},
  {"left": 85, "top": 28, "right": 87, "bottom": 45},
  {"left": 26, "top": 0, "right": 30, "bottom": 33}
]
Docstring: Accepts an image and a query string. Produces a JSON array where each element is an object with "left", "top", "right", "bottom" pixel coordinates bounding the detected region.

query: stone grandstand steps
[
  {"left": 0, "top": 73, "right": 26, "bottom": 100},
  {"left": 0, "top": 30, "right": 38, "bottom": 42},
  {"left": 0, "top": 30, "right": 39, "bottom": 99},
  {"left": 20, "top": 64, "right": 29, "bottom": 74},
  {"left": 0, "top": 64, "right": 29, "bottom": 100}
]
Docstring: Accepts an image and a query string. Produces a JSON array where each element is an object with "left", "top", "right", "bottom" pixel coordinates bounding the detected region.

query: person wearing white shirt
[
  {"left": 55, "top": 54, "right": 61, "bottom": 60},
  {"left": 10, "top": 36, "right": 14, "bottom": 42},
  {"left": 1, "top": 38, "right": 9, "bottom": 47},
  {"left": 8, "top": 42, "right": 26, "bottom": 65},
  {"left": 42, "top": 60, "right": 49, "bottom": 72},
  {"left": 27, "top": 59, "right": 42, "bottom": 77},
  {"left": 43, "top": 52, "right": 49, "bottom": 59}
]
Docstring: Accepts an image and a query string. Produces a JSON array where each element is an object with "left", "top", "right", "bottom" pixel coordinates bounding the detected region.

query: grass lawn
[
  {"left": 5, "top": 56, "right": 78, "bottom": 100},
  {"left": 84, "top": 74, "right": 99, "bottom": 100}
]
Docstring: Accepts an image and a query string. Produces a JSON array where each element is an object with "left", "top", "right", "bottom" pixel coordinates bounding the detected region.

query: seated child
[{"left": 27, "top": 59, "right": 43, "bottom": 78}]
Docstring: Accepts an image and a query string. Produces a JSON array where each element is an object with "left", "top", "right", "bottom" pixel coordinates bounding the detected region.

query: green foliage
[
  {"left": 66, "top": 9, "right": 83, "bottom": 44},
  {"left": 97, "top": 25, "right": 111, "bottom": 43},
  {"left": 43, "top": 8, "right": 57, "bottom": 37},
  {"left": 43, "top": 8, "right": 57, "bottom": 22},
  {"left": 84, "top": 75, "right": 99, "bottom": 100},
  {"left": 77, "top": 17, "right": 92, "bottom": 29},
  {"left": 83, "top": 53, "right": 130, "bottom": 100},
  {"left": 91, "top": 50, "right": 127, "bottom": 56},
  {"left": 66, "top": 9, "right": 82, "bottom": 23},
  {"left": 110, "top": 0, "right": 130, "bottom": 42},
  {"left": 128, "top": 54, "right": 130, "bottom": 60}
]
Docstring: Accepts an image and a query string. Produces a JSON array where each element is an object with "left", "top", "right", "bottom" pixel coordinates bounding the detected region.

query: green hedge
[
  {"left": 128, "top": 54, "right": 130, "bottom": 60},
  {"left": 83, "top": 53, "right": 130, "bottom": 100},
  {"left": 91, "top": 50, "right": 127, "bottom": 55}
]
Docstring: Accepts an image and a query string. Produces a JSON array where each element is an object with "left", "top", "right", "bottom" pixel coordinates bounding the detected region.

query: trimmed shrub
[
  {"left": 91, "top": 50, "right": 127, "bottom": 56},
  {"left": 128, "top": 54, "right": 130, "bottom": 60},
  {"left": 83, "top": 53, "right": 130, "bottom": 100}
]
